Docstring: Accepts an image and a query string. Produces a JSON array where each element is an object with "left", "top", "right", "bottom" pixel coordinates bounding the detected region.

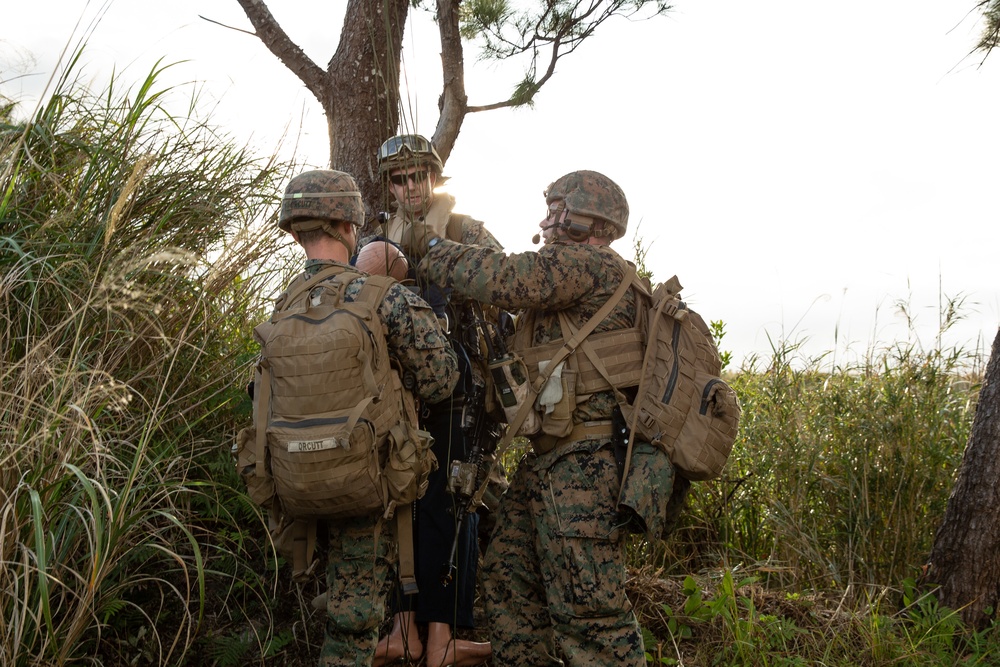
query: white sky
[{"left": 4, "top": 0, "right": 999, "bottom": 369}]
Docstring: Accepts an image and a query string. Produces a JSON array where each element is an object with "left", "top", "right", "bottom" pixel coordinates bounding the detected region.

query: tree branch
[
  {"left": 432, "top": 0, "right": 469, "bottom": 163},
  {"left": 234, "top": 0, "right": 329, "bottom": 103}
]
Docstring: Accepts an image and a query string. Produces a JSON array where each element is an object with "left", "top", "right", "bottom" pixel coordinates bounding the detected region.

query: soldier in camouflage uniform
[
  {"left": 367, "top": 134, "right": 496, "bottom": 667},
  {"left": 403, "top": 170, "right": 648, "bottom": 666},
  {"left": 276, "top": 169, "right": 459, "bottom": 667}
]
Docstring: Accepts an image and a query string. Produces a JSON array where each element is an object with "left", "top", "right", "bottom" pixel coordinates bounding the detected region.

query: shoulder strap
[
  {"left": 354, "top": 273, "right": 396, "bottom": 313},
  {"left": 280, "top": 264, "right": 347, "bottom": 310},
  {"left": 536, "top": 263, "right": 637, "bottom": 380}
]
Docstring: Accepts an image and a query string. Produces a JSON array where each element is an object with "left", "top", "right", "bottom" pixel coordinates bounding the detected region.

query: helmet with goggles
[
  {"left": 377, "top": 134, "right": 445, "bottom": 177},
  {"left": 544, "top": 170, "right": 629, "bottom": 240},
  {"left": 279, "top": 170, "right": 365, "bottom": 233}
]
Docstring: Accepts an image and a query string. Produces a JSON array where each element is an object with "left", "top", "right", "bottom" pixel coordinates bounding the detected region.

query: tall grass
[
  {"left": 1, "top": 53, "right": 296, "bottom": 665},
  {"left": 659, "top": 314, "right": 979, "bottom": 595},
  {"left": 628, "top": 311, "right": 992, "bottom": 665}
]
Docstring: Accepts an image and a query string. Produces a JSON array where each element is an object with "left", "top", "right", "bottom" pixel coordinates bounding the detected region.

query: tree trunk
[
  {"left": 925, "top": 327, "right": 1000, "bottom": 628},
  {"left": 326, "top": 0, "right": 410, "bottom": 223},
  {"left": 236, "top": 0, "right": 409, "bottom": 225}
]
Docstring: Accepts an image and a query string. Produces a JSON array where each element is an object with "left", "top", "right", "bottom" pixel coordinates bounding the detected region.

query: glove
[{"left": 400, "top": 219, "right": 440, "bottom": 259}]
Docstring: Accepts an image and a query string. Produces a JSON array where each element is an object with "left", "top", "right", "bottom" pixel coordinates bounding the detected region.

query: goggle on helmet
[{"left": 377, "top": 134, "right": 445, "bottom": 177}]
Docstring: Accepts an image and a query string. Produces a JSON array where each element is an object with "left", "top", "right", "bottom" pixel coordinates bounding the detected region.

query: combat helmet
[
  {"left": 279, "top": 169, "right": 365, "bottom": 233},
  {"left": 544, "top": 170, "right": 629, "bottom": 240},
  {"left": 377, "top": 134, "right": 445, "bottom": 177}
]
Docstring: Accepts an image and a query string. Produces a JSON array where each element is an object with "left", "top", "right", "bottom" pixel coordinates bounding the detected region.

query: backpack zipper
[{"left": 661, "top": 318, "right": 682, "bottom": 404}]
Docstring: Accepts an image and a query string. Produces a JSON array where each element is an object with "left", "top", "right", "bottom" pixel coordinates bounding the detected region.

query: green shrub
[{"left": 1, "top": 52, "right": 297, "bottom": 666}]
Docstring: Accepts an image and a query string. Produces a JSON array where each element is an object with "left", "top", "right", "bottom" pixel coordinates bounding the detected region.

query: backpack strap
[
  {"left": 468, "top": 263, "right": 637, "bottom": 511},
  {"left": 353, "top": 272, "right": 421, "bottom": 595},
  {"left": 396, "top": 506, "right": 418, "bottom": 595},
  {"left": 280, "top": 264, "right": 347, "bottom": 311}
]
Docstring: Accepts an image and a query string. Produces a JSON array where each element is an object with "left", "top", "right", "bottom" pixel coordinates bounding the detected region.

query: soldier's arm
[
  {"left": 419, "top": 242, "right": 614, "bottom": 312},
  {"left": 380, "top": 283, "right": 459, "bottom": 403},
  {"left": 460, "top": 218, "right": 503, "bottom": 252}
]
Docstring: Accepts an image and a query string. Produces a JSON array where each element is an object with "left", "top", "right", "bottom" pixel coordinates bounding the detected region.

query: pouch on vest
[
  {"left": 488, "top": 353, "right": 541, "bottom": 436},
  {"left": 538, "top": 360, "right": 576, "bottom": 438}
]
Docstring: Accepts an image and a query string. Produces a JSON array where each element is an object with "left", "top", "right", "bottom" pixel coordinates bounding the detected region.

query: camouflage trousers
[
  {"left": 319, "top": 515, "right": 394, "bottom": 667},
  {"left": 481, "top": 438, "right": 644, "bottom": 667}
]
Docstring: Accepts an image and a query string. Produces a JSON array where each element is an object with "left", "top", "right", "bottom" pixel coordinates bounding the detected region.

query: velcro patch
[{"left": 287, "top": 438, "right": 349, "bottom": 453}]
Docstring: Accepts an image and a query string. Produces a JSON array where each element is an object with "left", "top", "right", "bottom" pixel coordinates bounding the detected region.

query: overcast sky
[{"left": 4, "top": 1, "right": 999, "bottom": 368}]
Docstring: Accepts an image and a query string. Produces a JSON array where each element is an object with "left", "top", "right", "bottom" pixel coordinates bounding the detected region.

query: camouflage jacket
[
  {"left": 417, "top": 241, "right": 639, "bottom": 422},
  {"left": 302, "top": 259, "right": 459, "bottom": 404}
]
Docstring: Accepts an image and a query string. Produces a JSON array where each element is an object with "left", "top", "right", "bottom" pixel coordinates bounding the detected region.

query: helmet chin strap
[{"left": 322, "top": 222, "right": 356, "bottom": 256}]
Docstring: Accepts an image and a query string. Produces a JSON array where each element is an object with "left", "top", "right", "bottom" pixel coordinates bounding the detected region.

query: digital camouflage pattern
[
  {"left": 417, "top": 239, "right": 646, "bottom": 666},
  {"left": 280, "top": 170, "right": 366, "bottom": 232},
  {"left": 545, "top": 171, "right": 629, "bottom": 240},
  {"left": 482, "top": 440, "right": 643, "bottom": 666},
  {"left": 319, "top": 516, "right": 395, "bottom": 667}
]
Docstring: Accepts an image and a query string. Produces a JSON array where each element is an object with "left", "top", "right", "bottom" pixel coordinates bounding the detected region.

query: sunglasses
[
  {"left": 387, "top": 170, "right": 429, "bottom": 186},
  {"left": 378, "top": 134, "right": 434, "bottom": 161}
]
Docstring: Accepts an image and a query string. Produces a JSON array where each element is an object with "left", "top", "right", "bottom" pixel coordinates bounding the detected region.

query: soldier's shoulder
[
  {"left": 452, "top": 214, "right": 502, "bottom": 250},
  {"left": 375, "top": 280, "right": 435, "bottom": 321}
]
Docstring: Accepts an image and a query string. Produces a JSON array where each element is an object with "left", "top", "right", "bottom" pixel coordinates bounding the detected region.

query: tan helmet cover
[
  {"left": 279, "top": 170, "right": 365, "bottom": 233},
  {"left": 544, "top": 170, "right": 629, "bottom": 240}
]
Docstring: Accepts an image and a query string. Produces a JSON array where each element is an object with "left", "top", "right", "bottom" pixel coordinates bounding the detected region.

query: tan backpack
[
  {"left": 616, "top": 272, "right": 741, "bottom": 481},
  {"left": 236, "top": 264, "right": 434, "bottom": 587}
]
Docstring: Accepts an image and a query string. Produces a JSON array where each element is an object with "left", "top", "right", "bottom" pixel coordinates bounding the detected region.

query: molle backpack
[
  {"left": 235, "top": 264, "right": 434, "bottom": 588},
  {"left": 618, "top": 271, "right": 741, "bottom": 481}
]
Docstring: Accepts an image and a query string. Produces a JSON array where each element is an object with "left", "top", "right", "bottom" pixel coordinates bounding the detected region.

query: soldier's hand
[{"left": 400, "top": 220, "right": 439, "bottom": 259}]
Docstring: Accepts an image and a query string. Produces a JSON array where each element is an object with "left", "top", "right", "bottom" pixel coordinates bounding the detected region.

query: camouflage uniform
[
  {"left": 419, "top": 241, "right": 646, "bottom": 667},
  {"left": 300, "top": 258, "right": 460, "bottom": 667}
]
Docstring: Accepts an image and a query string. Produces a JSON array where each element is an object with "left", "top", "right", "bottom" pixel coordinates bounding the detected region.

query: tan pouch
[
  {"left": 541, "top": 366, "right": 577, "bottom": 437},
  {"left": 384, "top": 423, "right": 436, "bottom": 512},
  {"left": 235, "top": 426, "right": 275, "bottom": 508}
]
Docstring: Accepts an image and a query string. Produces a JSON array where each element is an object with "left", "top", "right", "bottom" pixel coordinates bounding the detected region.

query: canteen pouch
[
  {"left": 538, "top": 361, "right": 576, "bottom": 438},
  {"left": 383, "top": 423, "right": 436, "bottom": 512}
]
